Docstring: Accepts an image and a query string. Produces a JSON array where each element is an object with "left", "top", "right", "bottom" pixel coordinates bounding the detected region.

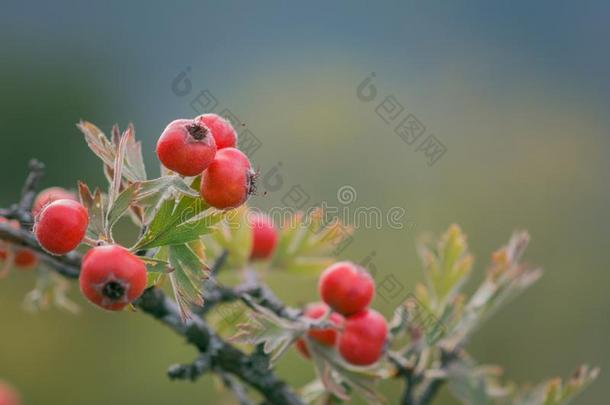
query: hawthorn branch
[
  {"left": 19, "top": 159, "right": 45, "bottom": 214},
  {"left": 396, "top": 348, "right": 458, "bottom": 405},
  {"left": 220, "top": 372, "right": 254, "bottom": 405},
  {"left": 0, "top": 162, "right": 304, "bottom": 405},
  {"left": 0, "top": 224, "right": 80, "bottom": 278},
  {"left": 0, "top": 159, "right": 45, "bottom": 226}
]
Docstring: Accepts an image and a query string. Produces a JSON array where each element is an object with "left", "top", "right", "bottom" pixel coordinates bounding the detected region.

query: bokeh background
[{"left": 1, "top": 1, "right": 609, "bottom": 404}]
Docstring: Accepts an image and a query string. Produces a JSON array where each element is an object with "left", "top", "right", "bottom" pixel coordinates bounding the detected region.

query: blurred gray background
[{"left": 0, "top": 1, "right": 608, "bottom": 404}]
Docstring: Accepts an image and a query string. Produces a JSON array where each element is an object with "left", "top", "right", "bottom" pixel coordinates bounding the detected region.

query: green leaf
[
  {"left": 168, "top": 244, "right": 207, "bottom": 320},
  {"left": 417, "top": 224, "right": 473, "bottom": 311},
  {"left": 209, "top": 206, "right": 253, "bottom": 269},
  {"left": 269, "top": 208, "right": 353, "bottom": 275},
  {"left": 448, "top": 231, "right": 542, "bottom": 346},
  {"left": 447, "top": 357, "right": 513, "bottom": 405},
  {"left": 146, "top": 247, "right": 169, "bottom": 287},
  {"left": 132, "top": 187, "right": 222, "bottom": 250},
  {"left": 76, "top": 121, "right": 143, "bottom": 183},
  {"left": 78, "top": 182, "right": 106, "bottom": 240},
  {"left": 508, "top": 365, "right": 598, "bottom": 405},
  {"left": 106, "top": 182, "right": 140, "bottom": 232},
  {"left": 124, "top": 123, "right": 147, "bottom": 181},
  {"left": 230, "top": 299, "right": 303, "bottom": 364},
  {"left": 307, "top": 340, "right": 388, "bottom": 404},
  {"left": 540, "top": 366, "right": 598, "bottom": 405},
  {"left": 107, "top": 126, "right": 131, "bottom": 206}
]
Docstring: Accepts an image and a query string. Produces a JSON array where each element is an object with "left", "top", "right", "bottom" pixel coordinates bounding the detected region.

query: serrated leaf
[
  {"left": 417, "top": 224, "right": 473, "bottom": 311},
  {"left": 107, "top": 182, "right": 140, "bottom": 231},
  {"left": 269, "top": 208, "right": 353, "bottom": 274},
  {"left": 77, "top": 121, "right": 144, "bottom": 183},
  {"left": 168, "top": 244, "right": 208, "bottom": 321},
  {"left": 124, "top": 123, "right": 146, "bottom": 181},
  {"left": 78, "top": 182, "right": 106, "bottom": 240},
  {"left": 540, "top": 366, "right": 599, "bottom": 405},
  {"left": 230, "top": 299, "right": 303, "bottom": 365},
  {"left": 308, "top": 341, "right": 387, "bottom": 404},
  {"left": 77, "top": 121, "right": 114, "bottom": 168},
  {"left": 146, "top": 247, "right": 169, "bottom": 287},
  {"left": 446, "top": 357, "right": 512, "bottom": 405},
  {"left": 107, "top": 125, "right": 132, "bottom": 206},
  {"left": 210, "top": 206, "right": 253, "bottom": 269},
  {"left": 132, "top": 188, "right": 221, "bottom": 250},
  {"left": 153, "top": 212, "right": 224, "bottom": 248},
  {"left": 448, "top": 231, "right": 542, "bottom": 346}
]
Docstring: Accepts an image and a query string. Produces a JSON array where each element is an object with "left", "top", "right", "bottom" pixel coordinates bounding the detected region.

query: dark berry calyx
[
  {"left": 185, "top": 123, "right": 209, "bottom": 141},
  {"left": 247, "top": 169, "right": 257, "bottom": 196},
  {"left": 102, "top": 280, "right": 126, "bottom": 300}
]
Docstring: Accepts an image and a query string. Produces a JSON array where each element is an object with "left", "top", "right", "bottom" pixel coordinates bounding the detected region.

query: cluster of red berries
[
  {"left": 296, "top": 262, "right": 388, "bottom": 366},
  {"left": 31, "top": 189, "right": 148, "bottom": 311},
  {"left": 156, "top": 114, "right": 255, "bottom": 209},
  {"left": 25, "top": 115, "right": 257, "bottom": 312},
  {"left": 0, "top": 187, "right": 80, "bottom": 271}
]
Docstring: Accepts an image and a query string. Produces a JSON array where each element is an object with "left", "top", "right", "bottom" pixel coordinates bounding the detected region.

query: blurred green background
[{"left": 1, "top": 1, "right": 609, "bottom": 404}]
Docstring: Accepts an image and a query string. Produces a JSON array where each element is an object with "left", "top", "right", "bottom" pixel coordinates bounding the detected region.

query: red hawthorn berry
[
  {"left": 318, "top": 261, "right": 374, "bottom": 316},
  {"left": 0, "top": 218, "right": 38, "bottom": 269},
  {"left": 200, "top": 148, "right": 255, "bottom": 209},
  {"left": 305, "top": 302, "right": 344, "bottom": 345},
  {"left": 295, "top": 302, "right": 344, "bottom": 359},
  {"left": 13, "top": 249, "right": 37, "bottom": 269},
  {"left": 34, "top": 199, "right": 88, "bottom": 255},
  {"left": 338, "top": 309, "right": 388, "bottom": 366},
  {"left": 32, "top": 187, "right": 77, "bottom": 216},
  {"left": 79, "top": 245, "right": 147, "bottom": 311},
  {"left": 156, "top": 118, "right": 217, "bottom": 176},
  {"left": 0, "top": 381, "right": 20, "bottom": 405},
  {"left": 249, "top": 212, "right": 278, "bottom": 260},
  {"left": 196, "top": 113, "right": 237, "bottom": 150}
]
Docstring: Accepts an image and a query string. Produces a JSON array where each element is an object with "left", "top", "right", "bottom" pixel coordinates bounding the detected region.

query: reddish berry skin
[
  {"left": 249, "top": 212, "right": 278, "bottom": 260},
  {"left": 200, "top": 148, "right": 254, "bottom": 209},
  {"left": 13, "top": 249, "right": 37, "bottom": 269},
  {"left": 295, "top": 302, "right": 344, "bottom": 359},
  {"left": 338, "top": 309, "right": 387, "bottom": 366},
  {"left": 156, "top": 118, "right": 217, "bottom": 176},
  {"left": 0, "top": 218, "right": 38, "bottom": 269},
  {"left": 79, "top": 245, "right": 147, "bottom": 311},
  {"left": 305, "top": 302, "right": 344, "bottom": 344},
  {"left": 319, "top": 261, "right": 374, "bottom": 316},
  {"left": 196, "top": 113, "right": 237, "bottom": 149},
  {"left": 34, "top": 199, "right": 88, "bottom": 255},
  {"left": 32, "top": 187, "right": 77, "bottom": 216},
  {"left": 0, "top": 381, "right": 20, "bottom": 405}
]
